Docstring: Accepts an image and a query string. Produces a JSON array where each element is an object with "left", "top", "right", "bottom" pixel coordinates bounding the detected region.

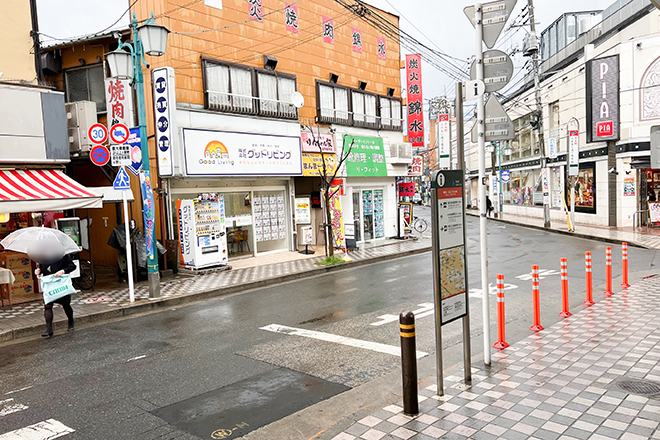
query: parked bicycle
[
  {"left": 72, "top": 259, "right": 96, "bottom": 291},
  {"left": 412, "top": 216, "right": 428, "bottom": 234}
]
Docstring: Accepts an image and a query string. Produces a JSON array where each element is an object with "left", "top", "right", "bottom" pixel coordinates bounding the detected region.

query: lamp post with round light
[
  {"left": 105, "top": 13, "right": 170, "bottom": 298},
  {"left": 485, "top": 142, "right": 513, "bottom": 219}
]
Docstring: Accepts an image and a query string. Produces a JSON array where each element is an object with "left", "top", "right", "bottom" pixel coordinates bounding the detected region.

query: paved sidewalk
[
  {"left": 329, "top": 275, "right": 660, "bottom": 440},
  {"left": 0, "top": 237, "right": 429, "bottom": 341},
  {"left": 468, "top": 210, "right": 660, "bottom": 250}
]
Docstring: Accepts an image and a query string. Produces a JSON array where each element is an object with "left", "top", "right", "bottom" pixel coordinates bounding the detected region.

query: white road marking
[
  {"left": 370, "top": 303, "right": 434, "bottom": 326},
  {"left": 469, "top": 283, "right": 519, "bottom": 299},
  {"left": 261, "top": 324, "right": 429, "bottom": 359},
  {"left": 4, "top": 387, "right": 32, "bottom": 396},
  {"left": 0, "top": 419, "right": 73, "bottom": 440},
  {"left": 515, "top": 269, "right": 560, "bottom": 281},
  {"left": 126, "top": 355, "right": 147, "bottom": 363},
  {"left": 0, "top": 399, "right": 28, "bottom": 417}
]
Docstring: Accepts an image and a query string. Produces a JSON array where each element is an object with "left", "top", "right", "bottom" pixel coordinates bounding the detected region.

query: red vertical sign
[
  {"left": 406, "top": 54, "right": 424, "bottom": 147},
  {"left": 285, "top": 3, "right": 299, "bottom": 33},
  {"left": 377, "top": 37, "right": 386, "bottom": 60},
  {"left": 351, "top": 27, "right": 362, "bottom": 53},
  {"left": 323, "top": 17, "right": 334, "bottom": 44},
  {"left": 248, "top": 0, "right": 263, "bottom": 22}
]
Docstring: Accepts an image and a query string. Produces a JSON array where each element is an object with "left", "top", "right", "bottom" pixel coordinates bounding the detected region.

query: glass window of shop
[
  {"left": 172, "top": 188, "right": 288, "bottom": 259},
  {"left": 351, "top": 188, "right": 385, "bottom": 242},
  {"left": 501, "top": 169, "right": 543, "bottom": 206}
]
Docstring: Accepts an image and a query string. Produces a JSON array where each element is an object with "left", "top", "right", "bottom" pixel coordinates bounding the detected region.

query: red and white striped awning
[{"left": 0, "top": 169, "right": 102, "bottom": 213}]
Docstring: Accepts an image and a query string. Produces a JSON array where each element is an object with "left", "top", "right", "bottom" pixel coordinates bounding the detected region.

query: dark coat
[{"left": 37, "top": 254, "right": 76, "bottom": 276}]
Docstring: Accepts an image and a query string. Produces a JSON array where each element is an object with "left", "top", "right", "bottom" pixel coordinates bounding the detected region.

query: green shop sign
[{"left": 343, "top": 135, "right": 387, "bottom": 177}]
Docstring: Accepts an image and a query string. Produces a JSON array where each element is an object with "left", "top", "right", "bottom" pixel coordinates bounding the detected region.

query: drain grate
[{"left": 612, "top": 378, "right": 660, "bottom": 398}]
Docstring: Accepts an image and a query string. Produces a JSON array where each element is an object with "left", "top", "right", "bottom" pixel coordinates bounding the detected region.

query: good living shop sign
[{"left": 182, "top": 128, "right": 303, "bottom": 176}]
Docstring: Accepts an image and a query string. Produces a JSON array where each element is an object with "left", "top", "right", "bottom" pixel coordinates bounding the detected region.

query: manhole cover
[{"left": 613, "top": 378, "right": 660, "bottom": 398}]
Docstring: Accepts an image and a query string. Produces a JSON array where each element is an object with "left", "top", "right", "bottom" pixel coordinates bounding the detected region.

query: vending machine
[{"left": 176, "top": 194, "right": 228, "bottom": 269}]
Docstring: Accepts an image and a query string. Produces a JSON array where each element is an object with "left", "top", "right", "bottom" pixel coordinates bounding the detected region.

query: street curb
[
  {"left": 0, "top": 244, "right": 432, "bottom": 343},
  {"left": 466, "top": 211, "right": 650, "bottom": 249}
]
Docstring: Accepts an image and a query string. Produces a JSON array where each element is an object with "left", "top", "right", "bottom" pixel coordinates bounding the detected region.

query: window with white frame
[
  {"left": 318, "top": 83, "right": 349, "bottom": 123},
  {"left": 65, "top": 64, "right": 106, "bottom": 112},
  {"left": 203, "top": 59, "right": 297, "bottom": 119},
  {"left": 380, "top": 96, "right": 402, "bottom": 130}
]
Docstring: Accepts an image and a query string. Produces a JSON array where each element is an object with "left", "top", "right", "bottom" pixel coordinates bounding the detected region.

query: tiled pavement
[
  {"left": 330, "top": 275, "right": 660, "bottom": 440},
  {"left": 0, "top": 238, "right": 429, "bottom": 335}
]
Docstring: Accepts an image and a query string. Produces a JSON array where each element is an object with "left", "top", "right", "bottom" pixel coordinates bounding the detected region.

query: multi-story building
[
  {"left": 467, "top": 0, "right": 660, "bottom": 228},
  {"left": 42, "top": 0, "right": 409, "bottom": 267}
]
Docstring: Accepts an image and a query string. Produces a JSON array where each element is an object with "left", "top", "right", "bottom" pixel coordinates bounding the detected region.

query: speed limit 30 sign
[{"left": 88, "top": 123, "right": 108, "bottom": 144}]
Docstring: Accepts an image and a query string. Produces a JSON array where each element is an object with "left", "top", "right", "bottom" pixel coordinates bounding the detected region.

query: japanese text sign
[
  {"left": 586, "top": 55, "right": 619, "bottom": 143},
  {"left": 399, "top": 182, "right": 415, "bottom": 197},
  {"left": 377, "top": 36, "right": 386, "bottom": 60},
  {"left": 323, "top": 17, "right": 334, "bottom": 44},
  {"left": 248, "top": 0, "right": 263, "bottom": 22},
  {"left": 140, "top": 170, "right": 156, "bottom": 260},
  {"left": 408, "top": 155, "right": 424, "bottom": 176},
  {"left": 183, "top": 128, "right": 302, "bottom": 176},
  {"left": 351, "top": 27, "right": 362, "bottom": 53},
  {"left": 301, "top": 132, "right": 335, "bottom": 153},
  {"left": 439, "top": 114, "right": 450, "bottom": 164},
  {"left": 285, "top": 3, "right": 298, "bottom": 33},
  {"left": 343, "top": 135, "right": 387, "bottom": 177},
  {"left": 152, "top": 67, "right": 176, "bottom": 177},
  {"left": 302, "top": 152, "right": 336, "bottom": 176},
  {"left": 105, "top": 78, "right": 134, "bottom": 128},
  {"left": 406, "top": 54, "right": 424, "bottom": 147}
]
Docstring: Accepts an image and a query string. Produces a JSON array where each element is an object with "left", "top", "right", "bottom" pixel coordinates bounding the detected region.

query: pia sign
[{"left": 586, "top": 55, "right": 619, "bottom": 143}]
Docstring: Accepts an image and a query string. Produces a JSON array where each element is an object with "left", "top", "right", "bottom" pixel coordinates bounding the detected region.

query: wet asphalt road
[{"left": 0, "top": 206, "right": 657, "bottom": 439}]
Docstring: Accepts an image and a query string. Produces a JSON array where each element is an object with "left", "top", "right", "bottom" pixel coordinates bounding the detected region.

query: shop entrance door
[
  {"left": 352, "top": 191, "right": 362, "bottom": 242},
  {"left": 362, "top": 190, "right": 374, "bottom": 241}
]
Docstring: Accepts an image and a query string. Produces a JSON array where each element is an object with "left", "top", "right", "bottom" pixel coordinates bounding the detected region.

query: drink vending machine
[{"left": 176, "top": 194, "right": 228, "bottom": 269}]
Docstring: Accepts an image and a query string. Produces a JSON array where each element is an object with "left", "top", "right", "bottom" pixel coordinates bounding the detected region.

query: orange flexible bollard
[
  {"left": 621, "top": 242, "right": 630, "bottom": 288},
  {"left": 559, "top": 258, "right": 572, "bottom": 317},
  {"left": 530, "top": 265, "right": 544, "bottom": 331},
  {"left": 493, "top": 274, "right": 509, "bottom": 349},
  {"left": 604, "top": 247, "right": 614, "bottom": 297},
  {"left": 584, "top": 252, "right": 594, "bottom": 306}
]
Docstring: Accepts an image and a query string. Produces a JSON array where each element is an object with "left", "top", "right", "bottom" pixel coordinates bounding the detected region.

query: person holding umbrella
[{"left": 1, "top": 227, "right": 80, "bottom": 338}]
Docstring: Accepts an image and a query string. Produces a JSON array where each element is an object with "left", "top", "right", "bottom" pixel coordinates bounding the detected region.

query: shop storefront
[
  {"left": 169, "top": 128, "right": 302, "bottom": 262},
  {"left": 0, "top": 169, "right": 102, "bottom": 304},
  {"left": 339, "top": 135, "right": 400, "bottom": 243}
]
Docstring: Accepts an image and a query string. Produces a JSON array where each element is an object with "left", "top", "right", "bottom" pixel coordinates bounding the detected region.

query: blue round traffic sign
[{"left": 90, "top": 145, "right": 110, "bottom": 166}]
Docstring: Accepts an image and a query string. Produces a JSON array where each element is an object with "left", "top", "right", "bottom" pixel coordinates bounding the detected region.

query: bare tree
[{"left": 303, "top": 125, "right": 354, "bottom": 257}]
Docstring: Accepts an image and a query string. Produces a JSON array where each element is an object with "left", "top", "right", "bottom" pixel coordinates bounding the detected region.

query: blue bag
[{"left": 40, "top": 274, "right": 77, "bottom": 305}]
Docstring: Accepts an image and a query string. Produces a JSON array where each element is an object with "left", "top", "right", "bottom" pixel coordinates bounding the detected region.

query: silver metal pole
[
  {"left": 571, "top": 185, "right": 576, "bottom": 231},
  {"left": 461, "top": 170, "right": 472, "bottom": 383},
  {"left": 475, "top": 3, "right": 491, "bottom": 366},
  {"left": 123, "top": 189, "right": 135, "bottom": 303},
  {"left": 431, "top": 186, "right": 444, "bottom": 396}
]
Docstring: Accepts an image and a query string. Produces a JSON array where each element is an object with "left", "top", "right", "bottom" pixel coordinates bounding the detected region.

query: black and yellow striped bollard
[{"left": 400, "top": 311, "right": 419, "bottom": 415}]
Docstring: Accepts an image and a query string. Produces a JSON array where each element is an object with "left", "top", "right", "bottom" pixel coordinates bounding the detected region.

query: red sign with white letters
[
  {"left": 406, "top": 54, "right": 424, "bottom": 147},
  {"left": 597, "top": 121, "right": 613, "bottom": 137}
]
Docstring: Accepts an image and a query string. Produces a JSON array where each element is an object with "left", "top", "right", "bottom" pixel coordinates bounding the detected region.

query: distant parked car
[{"left": 413, "top": 193, "right": 422, "bottom": 205}]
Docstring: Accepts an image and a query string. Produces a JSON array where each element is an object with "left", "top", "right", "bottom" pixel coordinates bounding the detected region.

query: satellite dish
[{"left": 291, "top": 91, "right": 305, "bottom": 109}]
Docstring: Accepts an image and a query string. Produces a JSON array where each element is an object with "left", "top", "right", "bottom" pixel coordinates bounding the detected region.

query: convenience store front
[{"left": 170, "top": 128, "right": 301, "bottom": 260}]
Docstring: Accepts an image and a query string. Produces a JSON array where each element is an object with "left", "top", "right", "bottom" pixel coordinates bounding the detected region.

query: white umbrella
[{"left": 1, "top": 227, "right": 79, "bottom": 263}]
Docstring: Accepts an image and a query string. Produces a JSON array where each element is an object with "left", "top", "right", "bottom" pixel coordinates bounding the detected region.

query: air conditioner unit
[
  {"left": 66, "top": 101, "right": 97, "bottom": 153},
  {"left": 389, "top": 142, "right": 413, "bottom": 164}
]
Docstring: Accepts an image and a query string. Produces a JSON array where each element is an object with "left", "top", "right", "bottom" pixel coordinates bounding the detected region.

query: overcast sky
[{"left": 37, "top": 0, "right": 615, "bottom": 130}]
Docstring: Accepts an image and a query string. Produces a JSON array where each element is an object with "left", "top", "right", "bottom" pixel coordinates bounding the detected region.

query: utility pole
[
  {"left": 29, "top": 0, "right": 43, "bottom": 84},
  {"left": 527, "top": 0, "right": 550, "bottom": 228}
]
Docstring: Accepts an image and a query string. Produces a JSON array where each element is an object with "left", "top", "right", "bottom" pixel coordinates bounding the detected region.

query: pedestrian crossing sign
[{"left": 113, "top": 166, "right": 131, "bottom": 190}]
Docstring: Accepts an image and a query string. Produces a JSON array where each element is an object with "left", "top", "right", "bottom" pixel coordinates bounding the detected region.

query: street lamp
[{"left": 106, "top": 12, "right": 169, "bottom": 299}]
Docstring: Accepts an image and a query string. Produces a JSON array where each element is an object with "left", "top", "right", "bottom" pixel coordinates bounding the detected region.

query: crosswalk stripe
[
  {"left": 0, "top": 419, "right": 74, "bottom": 440},
  {"left": 260, "top": 323, "right": 429, "bottom": 359},
  {"left": 0, "top": 399, "right": 28, "bottom": 418}
]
